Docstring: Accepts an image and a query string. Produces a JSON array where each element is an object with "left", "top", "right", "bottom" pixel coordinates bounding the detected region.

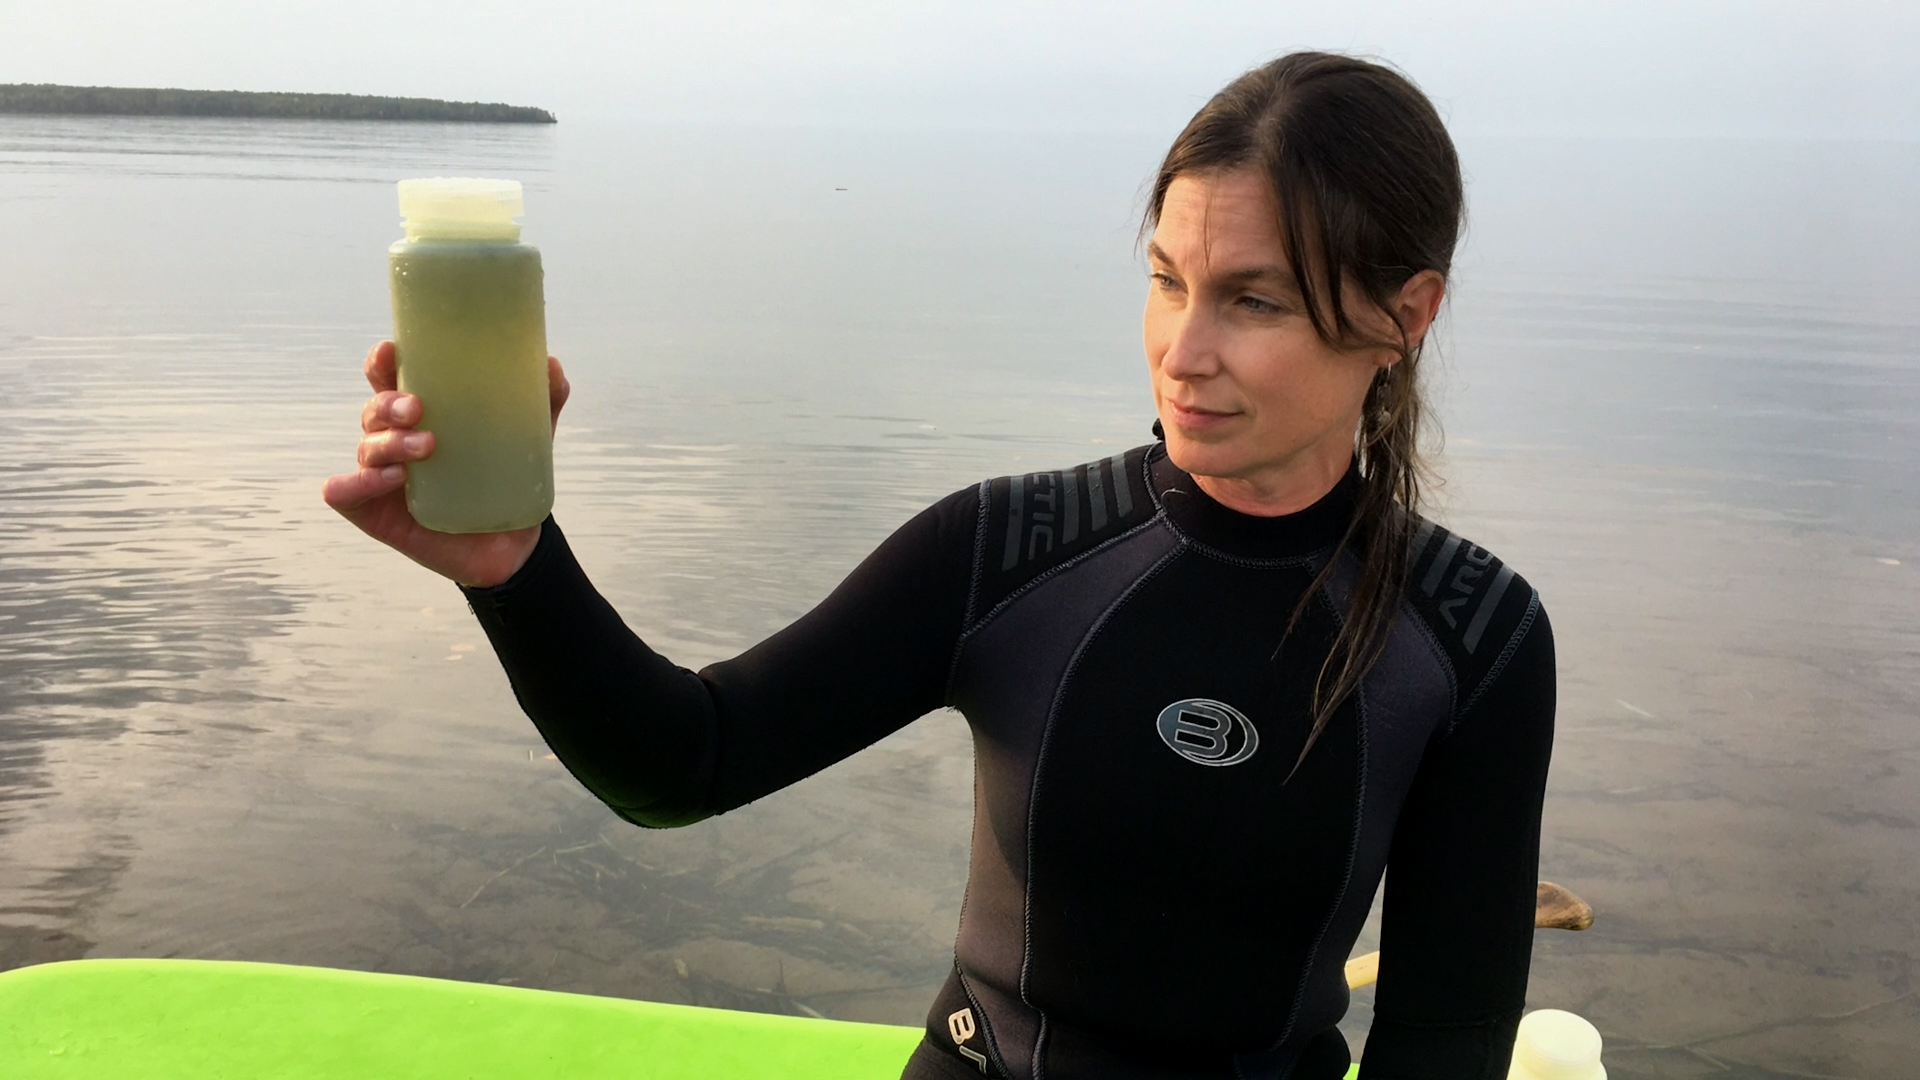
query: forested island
[{"left": 0, "top": 84, "right": 556, "bottom": 123}]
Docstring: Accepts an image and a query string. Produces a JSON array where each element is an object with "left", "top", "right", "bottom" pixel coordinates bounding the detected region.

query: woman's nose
[{"left": 1159, "top": 310, "right": 1221, "bottom": 380}]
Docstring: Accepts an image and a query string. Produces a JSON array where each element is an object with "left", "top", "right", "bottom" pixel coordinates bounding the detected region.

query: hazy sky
[{"left": 7, "top": 1, "right": 1918, "bottom": 137}]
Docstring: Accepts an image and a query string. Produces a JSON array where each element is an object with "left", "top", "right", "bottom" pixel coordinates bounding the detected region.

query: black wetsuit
[{"left": 462, "top": 440, "right": 1556, "bottom": 1080}]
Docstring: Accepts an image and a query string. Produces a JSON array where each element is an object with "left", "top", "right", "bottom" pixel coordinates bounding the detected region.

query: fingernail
[
  {"left": 403, "top": 432, "right": 430, "bottom": 453},
  {"left": 393, "top": 396, "right": 416, "bottom": 421},
  {"left": 381, "top": 465, "right": 404, "bottom": 482}
]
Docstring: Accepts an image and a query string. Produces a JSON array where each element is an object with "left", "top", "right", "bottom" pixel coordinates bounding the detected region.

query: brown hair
[{"left": 1143, "top": 52, "right": 1464, "bottom": 770}]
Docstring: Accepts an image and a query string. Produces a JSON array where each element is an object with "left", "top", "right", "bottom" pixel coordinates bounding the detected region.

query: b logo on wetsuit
[
  {"left": 947, "top": 1007, "right": 990, "bottom": 1073},
  {"left": 1155, "top": 698, "right": 1259, "bottom": 767}
]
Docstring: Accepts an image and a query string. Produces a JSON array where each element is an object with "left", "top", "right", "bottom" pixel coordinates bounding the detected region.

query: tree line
[{"left": 0, "top": 85, "right": 556, "bottom": 123}]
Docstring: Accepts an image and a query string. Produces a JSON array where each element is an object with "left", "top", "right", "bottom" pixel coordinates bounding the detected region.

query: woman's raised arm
[
  {"left": 459, "top": 484, "right": 980, "bottom": 827},
  {"left": 325, "top": 338, "right": 979, "bottom": 824}
]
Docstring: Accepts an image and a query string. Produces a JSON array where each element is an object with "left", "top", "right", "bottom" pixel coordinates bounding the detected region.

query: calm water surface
[{"left": 1, "top": 116, "right": 1917, "bottom": 1079}]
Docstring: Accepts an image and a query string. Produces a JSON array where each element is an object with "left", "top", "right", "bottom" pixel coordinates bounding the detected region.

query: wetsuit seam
[
  {"left": 1272, "top": 588, "right": 1369, "bottom": 1052},
  {"left": 946, "top": 514, "right": 1167, "bottom": 700},
  {"left": 1033, "top": 1014, "right": 1050, "bottom": 1080},
  {"left": 956, "top": 966, "right": 1016, "bottom": 1079},
  {"left": 1456, "top": 589, "right": 1540, "bottom": 724},
  {"left": 1141, "top": 443, "right": 1161, "bottom": 512},
  {"left": 965, "top": 514, "right": 1166, "bottom": 637},
  {"left": 965, "top": 479, "right": 992, "bottom": 629},
  {"left": 953, "top": 759, "right": 979, "bottom": 998},
  {"left": 1018, "top": 540, "right": 1188, "bottom": 1006},
  {"left": 1181, "top": 537, "right": 1326, "bottom": 570},
  {"left": 1402, "top": 599, "right": 1461, "bottom": 724},
  {"left": 948, "top": 479, "right": 993, "bottom": 710}
]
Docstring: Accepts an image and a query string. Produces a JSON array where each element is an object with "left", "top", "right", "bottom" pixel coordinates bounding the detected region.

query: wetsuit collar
[{"left": 1147, "top": 442, "right": 1360, "bottom": 561}]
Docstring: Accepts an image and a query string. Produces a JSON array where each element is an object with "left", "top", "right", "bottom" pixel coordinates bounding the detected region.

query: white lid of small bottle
[
  {"left": 1509, "top": 1009, "right": 1605, "bottom": 1080},
  {"left": 397, "top": 177, "right": 523, "bottom": 241}
]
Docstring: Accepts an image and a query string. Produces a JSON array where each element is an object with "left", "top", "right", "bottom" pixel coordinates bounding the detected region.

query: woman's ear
[{"left": 1391, "top": 269, "right": 1447, "bottom": 354}]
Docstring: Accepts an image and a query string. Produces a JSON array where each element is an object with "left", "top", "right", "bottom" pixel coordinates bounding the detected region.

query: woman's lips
[{"left": 1168, "top": 401, "right": 1240, "bottom": 431}]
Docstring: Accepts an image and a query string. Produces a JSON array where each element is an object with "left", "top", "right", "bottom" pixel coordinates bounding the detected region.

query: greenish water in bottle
[{"left": 387, "top": 178, "right": 553, "bottom": 534}]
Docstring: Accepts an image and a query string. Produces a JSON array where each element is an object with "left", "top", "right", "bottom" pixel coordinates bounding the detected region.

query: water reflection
[{"left": 0, "top": 116, "right": 1915, "bottom": 1079}]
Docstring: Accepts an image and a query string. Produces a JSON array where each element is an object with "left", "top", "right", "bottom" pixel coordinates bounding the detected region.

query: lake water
[{"left": 1, "top": 115, "right": 1916, "bottom": 1079}]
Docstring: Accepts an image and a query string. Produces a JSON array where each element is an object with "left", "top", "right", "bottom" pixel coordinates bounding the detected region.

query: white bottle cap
[
  {"left": 397, "top": 177, "right": 523, "bottom": 241},
  {"left": 1510, "top": 1009, "right": 1605, "bottom": 1080}
]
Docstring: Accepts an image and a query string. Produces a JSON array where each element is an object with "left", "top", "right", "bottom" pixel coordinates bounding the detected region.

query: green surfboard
[
  {"left": 0, "top": 958, "right": 1361, "bottom": 1078},
  {"left": 0, "top": 958, "right": 923, "bottom": 1079}
]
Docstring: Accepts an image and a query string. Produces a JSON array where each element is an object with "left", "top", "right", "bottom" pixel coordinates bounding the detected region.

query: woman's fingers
[
  {"left": 321, "top": 468, "right": 429, "bottom": 558},
  {"left": 357, "top": 427, "right": 435, "bottom": 469},
  {"left": 364, "top": 340, "right": 398, "bottom": 393},
  {"left": 548, "top": 355, "right": 570, "bottom": 432},
  {"left": 367, "top": 345, "right": 557, "bottom": 431},
  {"left": 321, "top": 464, "right": 406, "bottom": 514},
  {"left": 360, "top": 390, "right": 422, "bottom": 434},
  {"left": 327, "top": 340, "right": 554, "bottom": 587}
]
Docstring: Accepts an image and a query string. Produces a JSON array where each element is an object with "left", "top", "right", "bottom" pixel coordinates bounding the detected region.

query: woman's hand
[{"left": 321, "top": 340, "right": 570, "bottom": 588}]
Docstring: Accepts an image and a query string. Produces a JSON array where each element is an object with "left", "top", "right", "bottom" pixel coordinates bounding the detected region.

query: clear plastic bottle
[
  {"left": 1507, "top": 1009, "right": 1606, "bottom": 1080},
  {"left": 388, "top": 177, "right": 553, "bottom": 533}
]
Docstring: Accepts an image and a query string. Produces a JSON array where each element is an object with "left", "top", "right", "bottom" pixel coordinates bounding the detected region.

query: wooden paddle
[{"left": 1342, "top": 881, "right": 1593, "bottom": 990}]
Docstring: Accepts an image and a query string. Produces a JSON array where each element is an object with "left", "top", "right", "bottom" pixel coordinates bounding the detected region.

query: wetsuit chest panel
[
  {"left": 949, "top": 523, "right": 1184, "bottom": 1002},
  {"left": 1024, "top": 551, "right": 1363, "bottom": 1050}
]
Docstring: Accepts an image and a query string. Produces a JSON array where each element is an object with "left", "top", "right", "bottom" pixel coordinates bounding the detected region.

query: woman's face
[{"left": 1143, "top": 169, "right": 1434, "bottom": 512}]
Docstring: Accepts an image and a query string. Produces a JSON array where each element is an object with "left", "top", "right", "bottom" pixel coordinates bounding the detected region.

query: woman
[{"left": 324, "top": 53, "right": 1555, "bottom": 1080}]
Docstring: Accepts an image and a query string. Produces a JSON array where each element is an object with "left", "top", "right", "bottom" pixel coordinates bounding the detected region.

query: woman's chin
[{"left": 1162, "top": 430, "right": 1253, "bottom": 481}]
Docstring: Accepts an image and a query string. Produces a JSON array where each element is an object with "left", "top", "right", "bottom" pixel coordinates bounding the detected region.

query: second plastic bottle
[{"left": 388, "top": 177, "right": 553, "bottom": 534}]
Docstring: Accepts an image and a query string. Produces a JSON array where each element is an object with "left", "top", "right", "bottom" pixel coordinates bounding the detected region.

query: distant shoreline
[{"left": 0, "top": 84, "right": 556, "bottom": 124}]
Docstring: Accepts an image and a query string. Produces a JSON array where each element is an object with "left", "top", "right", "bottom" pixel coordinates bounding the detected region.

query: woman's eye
[
  {"left": 1237, "top": 295, "right": 1284, "bottom": 315},
  {"left": 1150, "top": 272, "right": 1182, "bottom": 291}
]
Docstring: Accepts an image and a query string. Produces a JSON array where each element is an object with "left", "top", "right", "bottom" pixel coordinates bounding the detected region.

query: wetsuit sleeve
[
  {"left": 459, "top": 486, "right": 979, "bottom": 828},
  {"left": 1360, "top": 607, "right": 1556, "bottom": 1080}
]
